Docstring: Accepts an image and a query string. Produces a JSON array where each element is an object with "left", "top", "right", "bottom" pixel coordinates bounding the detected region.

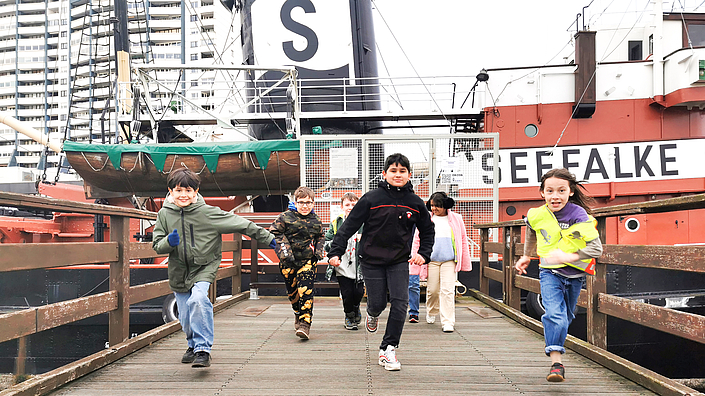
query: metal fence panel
[{"left": 301, "top": 133, "right": 498, "bottom": 259}]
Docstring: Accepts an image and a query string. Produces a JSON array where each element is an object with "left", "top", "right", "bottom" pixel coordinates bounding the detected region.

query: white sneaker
[
  {"left": 442, "top": 324, "right": 454, "bottom": 333},
  {"left": 426, "top": 314, "right": 436, "bottom": 324},
  {"left": 378, "top": 345, "right": 401, "bottom": 371}
]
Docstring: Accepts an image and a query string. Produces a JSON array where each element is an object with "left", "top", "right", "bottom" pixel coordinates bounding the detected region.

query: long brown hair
[{"left": 539, "top": 168, "right": 596, "bottom": 214}]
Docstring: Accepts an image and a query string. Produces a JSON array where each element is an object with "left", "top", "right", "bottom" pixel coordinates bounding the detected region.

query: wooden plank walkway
[{"left": 47, "top": 296, "right": 657, "bottom": 396}]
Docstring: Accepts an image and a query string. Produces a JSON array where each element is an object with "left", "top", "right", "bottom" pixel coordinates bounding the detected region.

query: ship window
[
  {"left": 524, "top": 124, "right": 538, "bottom": 138},
  {"left": 625, "top": 217, "right": 640, "bottom": 232},
  {"left": 628, "top": 41, "right": 642, "bottom": 61}
]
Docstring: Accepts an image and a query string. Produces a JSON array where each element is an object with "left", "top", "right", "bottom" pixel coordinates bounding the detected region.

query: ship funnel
[{"left": 573, "top": 31, "right": 596, "bottom": 118}]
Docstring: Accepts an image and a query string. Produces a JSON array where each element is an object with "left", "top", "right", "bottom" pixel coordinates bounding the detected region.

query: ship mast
[{"left": 114, "top": 0, "right": 132, "bottom": 144}]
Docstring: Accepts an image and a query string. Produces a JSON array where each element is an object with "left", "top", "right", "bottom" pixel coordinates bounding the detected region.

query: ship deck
[{"left": 46, "top": 296, "right": 657, "bottom": 396}]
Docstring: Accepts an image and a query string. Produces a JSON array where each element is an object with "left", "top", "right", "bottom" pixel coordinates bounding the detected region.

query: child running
[
  {"left": 514, "top": 168, "right": 603, "bottom": 382},
  {"left": 152, "top": 168, "right": 275, "bottom": 368},
  {"left": 324, "top": 192, "right": 364, "bottom": 330},
  {"left": 270, "top": 186, "right": 325, "bottom": 340},
  {"left": 328, "top": 153, "right": 435, "bottom": 371}
]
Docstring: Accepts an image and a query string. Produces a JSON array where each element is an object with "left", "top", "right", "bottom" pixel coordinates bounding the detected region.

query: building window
[
  {"left": 61, "top": 43, "right": 67, "bottom": 49},
  {"left": 61, "top": 91, "right": 67, "bottom": 97},
  {"left": 60, "top": 79, "right": 67, "bottom": 85},
  {"left": 191, "top": 54, "right": 198, "bottom": 61},
  {"left": 61, "top": 55, "right": 67, "bottom": 61},
  {"left": 191, "top": 41, "right": 198, "bottom": 48},
  {"left": 190, "top": 15, "right": 198, "bottom": 22},
  {"left": 61, "top": 31, "right": 67, "bottom": 37},
  {"left": 628, "top": 41, "right": 642, "bottom": 61}
]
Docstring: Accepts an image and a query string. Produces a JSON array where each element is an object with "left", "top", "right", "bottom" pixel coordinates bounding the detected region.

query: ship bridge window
[
  {"left": 524, "top": 124, "right": 538, "bottom": 138},
  {"left": 628, "top": 41, "right": 642, "bottom": 61}
]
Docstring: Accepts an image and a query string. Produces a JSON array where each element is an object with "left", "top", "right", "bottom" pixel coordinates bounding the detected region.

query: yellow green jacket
[{"left": 526, "top": 204, "right": 599, "bottom": 275}]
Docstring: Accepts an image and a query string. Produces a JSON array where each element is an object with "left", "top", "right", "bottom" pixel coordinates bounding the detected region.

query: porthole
[
  {"left": 625, "top": 217, "right": 640, "bottom": 232},
  {"left": 506, "top": 206, "right": 516, "bottom": 216},
  {"left": 524, "top": 124, "right": 538, "bottom": 138}
]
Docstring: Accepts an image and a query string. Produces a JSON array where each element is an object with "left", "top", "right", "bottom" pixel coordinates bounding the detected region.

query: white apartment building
[{"left": 0, "top": 0, "right": 238, "bottom": 173}]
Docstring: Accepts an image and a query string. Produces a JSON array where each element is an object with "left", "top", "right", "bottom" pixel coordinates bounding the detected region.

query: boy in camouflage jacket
[{"left": 270, "top": 186, "right": 325, "bottom": 339}]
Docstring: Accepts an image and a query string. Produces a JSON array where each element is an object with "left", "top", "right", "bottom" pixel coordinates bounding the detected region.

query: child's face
[
  {"left": 295, "top": 196, "right": 315, "bottom": 216},
  {"left": 430, "top": 203, "right": 448, "bottom": 217},
  {"left": 541, "top": 177, "right": 573, "bottom": 212},
  {"left": 382, "top": 163, "right": 410, "bottom": 187},
  {"left": 341, "top": 198, "right": 357, "bottom": 217},
  {"left": 169, "top": 185, "right": 199, "bottom": 208}
]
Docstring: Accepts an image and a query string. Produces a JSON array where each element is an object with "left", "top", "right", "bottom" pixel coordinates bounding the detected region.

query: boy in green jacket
[{"left": 152, "top": 168, "right": 275, "bottom": 368}]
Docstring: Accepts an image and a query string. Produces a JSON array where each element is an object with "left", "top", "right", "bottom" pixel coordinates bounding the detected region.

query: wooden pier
[
  {"left": 45, "top": 296, "right": 658, "bottom": 396},
  {"left": 1, "top": 191, "right": 704, "bottom": 396}
]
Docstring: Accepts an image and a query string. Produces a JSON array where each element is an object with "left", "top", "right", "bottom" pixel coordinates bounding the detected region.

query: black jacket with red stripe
[{"left": 328, "top": 180, "right": 435, "bottom": 266}]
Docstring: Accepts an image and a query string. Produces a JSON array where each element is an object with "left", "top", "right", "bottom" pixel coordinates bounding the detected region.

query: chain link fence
[{"left": 300, "top": 133, "right": 498, "bottom": 260}]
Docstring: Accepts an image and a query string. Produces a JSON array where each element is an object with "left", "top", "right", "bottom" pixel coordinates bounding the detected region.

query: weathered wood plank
[
  {"left": 2, "top": 293, "right": 249, "bottom": 396},
  {"left": 468, "top": 289, "right": 700, "bottom": 396},
  {"left": 0, "top": 243, "right": 118, "bottom": 272},
  {"left": 600, "top": 244, "right": 705, "bottom": 273},
  {"left": 484, "top": 267, "right": 503, "bottom": 283},
  {"left": 514, "top": 275, "right": 540, "bottom": 294},
  {"left": 0, "top": 191, "right": 157, "bottom": 219},
  {"left": 598, "top": 293, "right": 705, "bottom": 344},
  {"left": 37, "top": 292, "right": 117, "bottom": 332},
  {"left": 484, "top": 242, "right": 504, "bottom": 254},
  {"left": 127, "top": 242, "right": 163, "bottom": 260},
  {"left": 129, "top": 281, "right": 171, "bottom": 305},
  {"left": 0, "top": 292, "right": 117, "bottom": 344},
  {"left": 0, "top": 310, "right": 36, "bottom": 345}
]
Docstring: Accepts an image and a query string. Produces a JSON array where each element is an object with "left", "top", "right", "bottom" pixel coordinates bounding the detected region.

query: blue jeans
[
  {"left": 539, "top": 268, "right": 584, "bottom": 355},
  {"left": 408, "top": 274, "right": 420, "bottom": 316},
  {"left": 362, "top": 261, "right": 409, "bottom": 350},
  {"left": 174, "top": 281, "right": 214, "bottom": 354}
]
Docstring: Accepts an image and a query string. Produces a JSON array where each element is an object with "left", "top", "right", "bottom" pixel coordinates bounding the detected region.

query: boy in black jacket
[{"left": 328, "top": 153, "right": 434, "bottom": 371}]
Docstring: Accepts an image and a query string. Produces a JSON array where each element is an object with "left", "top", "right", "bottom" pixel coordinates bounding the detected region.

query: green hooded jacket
[{"left": 152, "top": 194, "right": 274, "bottom": 293}]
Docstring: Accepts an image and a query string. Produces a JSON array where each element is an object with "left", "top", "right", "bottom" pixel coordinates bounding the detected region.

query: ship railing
[
  {"left": 0, "top": 191, "right": 256, "bottom": 394},
  {"left": 473, "top": 193, "right": 705, "bottom": 396},
  {"left": 118, "top": 68, "right": 485, "bottom": 127}
]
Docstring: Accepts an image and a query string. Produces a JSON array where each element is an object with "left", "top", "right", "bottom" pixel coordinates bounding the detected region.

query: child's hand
[
  {"left": 408, "top": 254, "right": 425, "bottom": 266},
  {"left": 515, "top": 255, "right": 530, "bottom": 275},
  {"left": 167, "top": 229, "right": 180, "bottom": 247},
  {"left": 329, "top": 256, "right": 341, "bottom": 267},
  {"left": 545, "top": 249, "right": 579, "bottom": 265}
]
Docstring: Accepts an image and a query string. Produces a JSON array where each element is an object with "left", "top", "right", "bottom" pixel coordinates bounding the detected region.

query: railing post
[
  {"left": 505, "top": 226, "right": 521, "bottom": 310},
  {"left": 587, "top": 217, "right": 608, "bottom": 349},
  {"left": 232, "top": 233, "right": 242, "bottom": 295},
  {"left": 15, "top": 335, "right": 26, "bottom": 377},
  {"left": 109, "top": 215, "right": 130, "bottom": 346},
  {"left": 249, "top": 239, "right": 259, "bottom": 300},
  {"left": 502, "top": 226, "right": 520, "bottom": 309},
  {"left": 479, "top": 228, "right": 489, "bottom": 294}
]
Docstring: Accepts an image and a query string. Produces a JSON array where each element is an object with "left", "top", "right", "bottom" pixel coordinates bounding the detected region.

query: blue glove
[
  {"left": 269, "top": 239, "right": 277, "bottom": 249},
  {"left": 167, "top": 229, "right": 180, "bottom": 247},
  {"left": 287, "top": 201, "right": 297, "bottom": 212}
]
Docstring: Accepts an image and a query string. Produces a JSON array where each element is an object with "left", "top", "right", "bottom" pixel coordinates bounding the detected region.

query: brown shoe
[
  {"left": 294, "top": 314, "right": 300, "bottom": 330},
  {"left": 296, "top": 321, "right": 310, "bottom": 340}
]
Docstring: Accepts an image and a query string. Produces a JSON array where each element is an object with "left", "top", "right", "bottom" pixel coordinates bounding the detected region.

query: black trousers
[
  {"left": 361, "top": 261, "right": 409, "bottom": 350},
  {"left": 337, "top": 275, "right": 364, "bottom": 315}
]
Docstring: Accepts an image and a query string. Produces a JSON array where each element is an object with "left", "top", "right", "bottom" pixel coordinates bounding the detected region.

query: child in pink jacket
[{"left": 410, "top": 192, "right": 472, "bottom": 332}]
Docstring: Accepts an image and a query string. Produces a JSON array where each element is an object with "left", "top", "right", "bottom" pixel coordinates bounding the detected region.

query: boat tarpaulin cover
[{"left": 63, "top": 140, "right": 300, "bottom": 172}]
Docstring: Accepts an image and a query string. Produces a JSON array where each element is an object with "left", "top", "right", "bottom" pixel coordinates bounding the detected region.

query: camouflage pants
[{"left": 279, "top": 260, "right": 316, "bottom": 324}]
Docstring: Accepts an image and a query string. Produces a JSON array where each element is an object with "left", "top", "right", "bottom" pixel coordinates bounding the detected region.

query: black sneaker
[
  {"left": 354, "top": 308, "right": 362, "bottom": 325},
  {"left": 408, "top": 314, "right": 419, "bottom": 323},
  {"left": 192, "top": 351, "right": 211, "bottom": 368},
  {"left": 546, "top": 362, "right": 565, "bottom": 382},
  {"left": 344, "top": 315, "right": 358, "bottom": 330},
  {"left": 181, "top": 347, "right": 195, "bottom": 364}
]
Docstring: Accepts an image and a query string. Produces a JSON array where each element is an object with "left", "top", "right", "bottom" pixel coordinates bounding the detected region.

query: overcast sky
[{"left": 370, "top": 0, "right": 703, "bottom": 78}]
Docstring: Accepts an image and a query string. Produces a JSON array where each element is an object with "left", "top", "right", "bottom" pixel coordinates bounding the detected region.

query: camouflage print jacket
[{"left": 269, "top": 209, "right": 325, "bottom": 267}]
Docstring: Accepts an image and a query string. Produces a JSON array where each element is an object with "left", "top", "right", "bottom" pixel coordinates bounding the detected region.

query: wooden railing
[
  {"left": 0, "top": 191, "right": 248, "bottom": 394},
  {"left": 473, "top": 193, "right": 705, "bottom": 396}
]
